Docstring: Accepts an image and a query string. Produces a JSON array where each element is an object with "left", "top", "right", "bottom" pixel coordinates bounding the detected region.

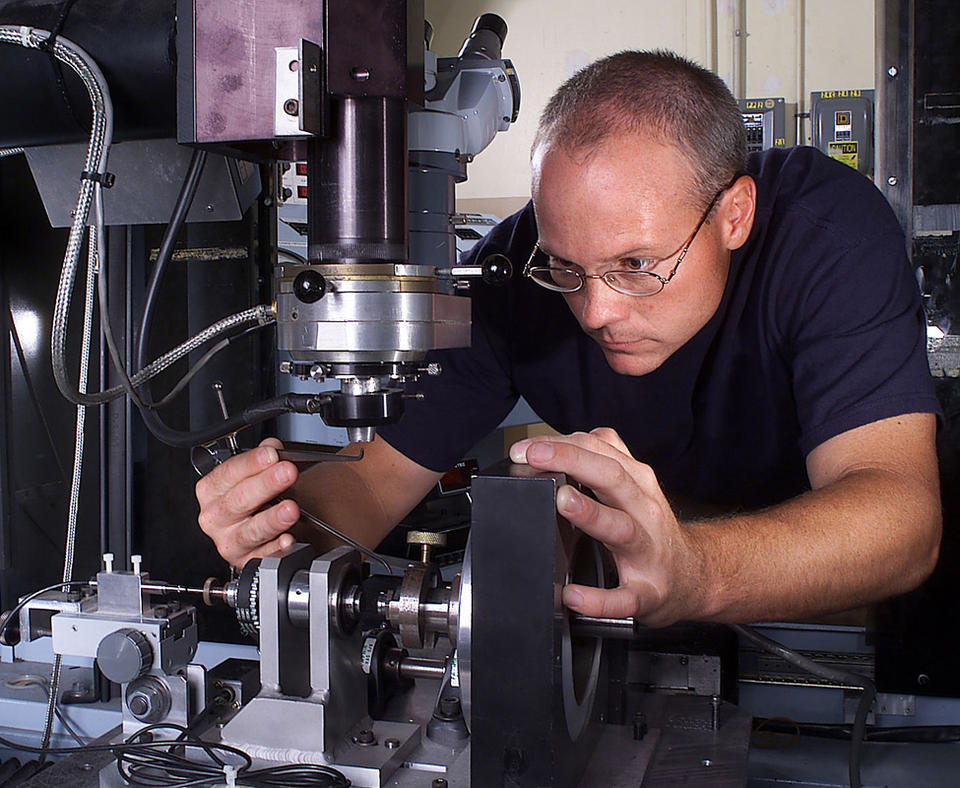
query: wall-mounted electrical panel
[
  {"left": 810, "top": 89, "right": 875, "bottom": 177},
  {"left": 738, "top": 97, "right": 791, "bottom": 152}
]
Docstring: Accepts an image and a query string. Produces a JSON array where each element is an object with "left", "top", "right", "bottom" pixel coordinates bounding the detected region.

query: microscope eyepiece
[{"left": 459, "top": 13, "right": 508, "bottom": 60}]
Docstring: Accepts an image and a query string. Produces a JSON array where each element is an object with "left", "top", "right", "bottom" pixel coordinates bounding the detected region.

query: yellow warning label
[{"left": 828, "top": 141, "right": 859, "bottom": 170}]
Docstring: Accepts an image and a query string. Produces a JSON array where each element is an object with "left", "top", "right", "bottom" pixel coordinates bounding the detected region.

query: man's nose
[{"left": 577, "top": 277, "right": 630, "bottom": 330}]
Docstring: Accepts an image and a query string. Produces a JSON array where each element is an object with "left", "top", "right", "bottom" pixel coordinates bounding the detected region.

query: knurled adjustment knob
[
  {"left": 97, "top": 628, "right": 153, "bottom": 684},
  {"left": 407, "top": 530, "right": 447, "bottom": 564}
]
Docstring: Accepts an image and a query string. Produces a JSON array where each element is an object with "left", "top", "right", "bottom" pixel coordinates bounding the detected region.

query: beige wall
[{"left": 425, "top": 0, "right": 876, "bottom": 209}]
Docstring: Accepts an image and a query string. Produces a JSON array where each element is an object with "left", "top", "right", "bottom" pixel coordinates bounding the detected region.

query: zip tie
[
  {"left": 80, "top": 170, "right": 115, "bottom": 188},
  {"left": 222, "top": 764, "right": 237, "bottom": 787},
  {"left": 19, "top": 25, "right": 33, "bottom": 47}
]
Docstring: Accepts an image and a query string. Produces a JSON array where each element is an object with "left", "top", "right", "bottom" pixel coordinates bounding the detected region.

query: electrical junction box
[
  {"left": 810, "top": 89, "right": 875, "bottom": 176},
  {"left": 738, "top": 97, "right": 790, "bottom": 152}
]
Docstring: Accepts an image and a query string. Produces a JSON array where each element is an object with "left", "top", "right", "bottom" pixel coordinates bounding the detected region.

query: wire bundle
[{"left": 116, "top": 724, "right": 350, "bottom": 788}]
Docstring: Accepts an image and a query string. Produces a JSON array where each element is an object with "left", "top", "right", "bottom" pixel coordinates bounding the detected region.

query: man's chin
[{"left": 600, "top": 344, "right": 669, "bottom": 376}]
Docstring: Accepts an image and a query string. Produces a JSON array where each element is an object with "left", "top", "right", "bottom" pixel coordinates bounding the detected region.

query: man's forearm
[
  {"left": 289, "top": 436, "right": 443, "bottom": 554},
  {"left": 686, "top": 468, "right": 941, "bottom": 623}
]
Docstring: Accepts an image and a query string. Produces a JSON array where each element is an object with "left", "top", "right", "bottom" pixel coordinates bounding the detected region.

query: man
[{"left": 196, "top": 51, "right": 941, "bottom": 627}]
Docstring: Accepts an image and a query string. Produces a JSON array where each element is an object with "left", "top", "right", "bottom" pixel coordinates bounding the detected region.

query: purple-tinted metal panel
[
  {"left": 326, "top": 0, "right": 422, "bottom": 102},
  {"left": 192, "top": 0, "right": 323, "bottom": 143}
]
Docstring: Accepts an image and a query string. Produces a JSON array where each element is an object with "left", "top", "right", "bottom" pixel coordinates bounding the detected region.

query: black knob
[
  {"left": 293, "top": 270, "right": 327, "bottom": 303},
  {"left": 97, "top": 628, "right": 152, "bottom": 683},
  {"left": 481, "top": 254, "right": 513, "bottom": 286}
]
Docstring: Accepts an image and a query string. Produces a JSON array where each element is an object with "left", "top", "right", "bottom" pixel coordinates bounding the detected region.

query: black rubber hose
[
  {"left": 734, "top": 624, "right": 875, "bottom": 788},
  {"left": 140, "top": 393, "right": 326, "bottom": 448},
  {"left": 136, "top": 147, "right": 207, "bottom": 385}
]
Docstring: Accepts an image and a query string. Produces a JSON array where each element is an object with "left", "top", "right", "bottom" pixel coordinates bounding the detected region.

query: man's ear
[{"left": 717, "top": 174, "right": 756, "bottom": 251}]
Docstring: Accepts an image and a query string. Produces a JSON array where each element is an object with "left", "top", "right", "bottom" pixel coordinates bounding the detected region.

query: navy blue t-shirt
[{"left": 379, "top": 147, "right": 939, "bottom": 513}]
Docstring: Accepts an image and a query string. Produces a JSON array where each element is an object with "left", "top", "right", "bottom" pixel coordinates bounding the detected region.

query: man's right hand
[{"left": 195, "top": 437, "right": 301, "bottom": 568}]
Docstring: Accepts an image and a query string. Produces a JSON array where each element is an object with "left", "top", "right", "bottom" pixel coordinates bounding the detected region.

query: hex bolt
[
  {"left": 384, "top": 737, "right": 400, "bottom": 749},
  {"left": 283, "top": 98, "right": 299, "bottom": 116},
  {"left": 103, "top": 553, "right": 114, "bottom": 573},
  {"left": 128, "top": 695, "right": 149, "bottom": 716}
]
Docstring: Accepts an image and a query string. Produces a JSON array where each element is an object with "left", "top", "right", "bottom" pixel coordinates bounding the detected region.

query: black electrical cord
[
  {"left": 734, "top": 624, "right": 876, "bottom": 788},
  {"left": 0, "top": 580, "right": 91, "bottom": 648},
  {"left": 36, "top": 0, "right": 88, "bottom": 132},
  {"left": 137, "top": 392, "right": 327, "bottom": 449},
  {"left": 116, "top": 148, "right": 307, "bottom": 448},
  {"left": 149, "top": 323, "right": 267, "bottom": 409},
  {"left": 136, "top": 148, "right": 208, "bottom": 390},
  {"left": 0, "top": 715, "right": 349, "bottom": 787}
]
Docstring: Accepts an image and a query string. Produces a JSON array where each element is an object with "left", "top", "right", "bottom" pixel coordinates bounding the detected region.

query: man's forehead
[{"left": 532, "top": 137, "right": 700, "bottom": 223}]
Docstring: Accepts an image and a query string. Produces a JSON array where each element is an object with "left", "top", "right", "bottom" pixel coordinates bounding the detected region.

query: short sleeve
[{"left": 782, "top": 227, "right": 938, "bottom": 456}]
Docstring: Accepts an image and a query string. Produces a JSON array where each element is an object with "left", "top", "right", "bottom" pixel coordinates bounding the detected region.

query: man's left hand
[{"left": 510, "top": 428, "right": 705, "bottom": 627}]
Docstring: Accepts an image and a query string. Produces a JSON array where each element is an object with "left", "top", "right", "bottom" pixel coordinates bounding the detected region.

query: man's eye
[{"left": 623, "top": 258, "right": 655, "bottom": 271}]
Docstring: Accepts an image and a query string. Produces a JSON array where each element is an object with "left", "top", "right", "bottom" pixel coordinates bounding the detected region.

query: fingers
[
  {"left": 198, "top": 450, "right": 298, "bottom": 517},
  {"left": 510, "top": 428, "right": 632, "bottom": 465},
  {"left": 195, "top": 439, "right": 301, "bottom": 568},
  {"left": 200, "top": 499, "right": 301, "bottom": 568},
  {"left": 515, "top": 438, "right": 662, "bottom": 513},
  {"left": 563, "top": 583, "right": 641, "bottom": 619},
  {"left": 556, "top": 484, "right": 638, "bottom": 549}
]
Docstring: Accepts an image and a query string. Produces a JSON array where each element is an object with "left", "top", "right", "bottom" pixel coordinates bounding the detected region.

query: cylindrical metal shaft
[
  {"left": 307, "top": 96, "right": 407, "bottom": 264},
  {"left": 398, "top": 655, "right": 447, "bottom": 681},
  {"left": 569, "top": 614, "right": 640, "bottom": 640}
]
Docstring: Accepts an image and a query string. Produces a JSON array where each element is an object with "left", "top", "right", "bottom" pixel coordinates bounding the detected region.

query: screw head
[
  {"left": 887, "top": 176, "right": 899, "bottom": 186},
  {"left": 283, "top": 98, "right": 300, "bottom": 116},
  {"left": 887, "top": 65, "right": 898, "bottom": 77},
  {"left": 351, "top": 67, "right": 371, "bottom": 82},
  {"left": 384, "top": 737, "right": 400, "bottom": 749}
]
